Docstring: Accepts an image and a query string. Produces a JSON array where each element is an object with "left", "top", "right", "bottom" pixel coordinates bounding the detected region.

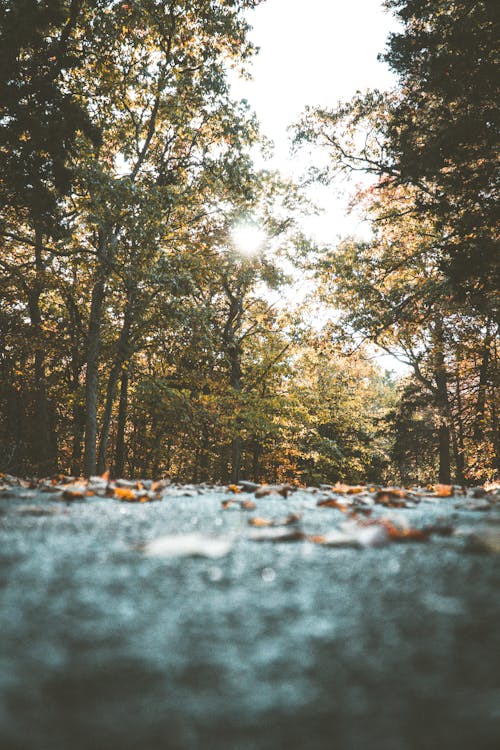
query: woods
[{"left": 0, "top": 0, "right": 498, "bottom": 485}]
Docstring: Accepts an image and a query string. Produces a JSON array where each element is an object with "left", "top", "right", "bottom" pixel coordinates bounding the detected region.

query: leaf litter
[{"left": 1, "top": 475, "right": 499, "bottom": 554}]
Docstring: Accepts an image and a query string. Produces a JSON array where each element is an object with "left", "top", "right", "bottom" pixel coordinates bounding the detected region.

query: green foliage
[{"left": 0, "top": 0, "right": 99, "bottom": 228}]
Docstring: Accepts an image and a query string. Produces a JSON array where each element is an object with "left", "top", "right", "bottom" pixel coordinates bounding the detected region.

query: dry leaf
[
  {"left": 310, "top": 524, "right": 389, "bottom": 548},
  {"left": 248, "top": 513, "right": 301, "bottom": 528},
  {"left": 374, "top": 488, "right": 411, "bottom": 507},
  {"left": 114, "top": 487, "right": 137, "bottom": 501},
  {"left": 248, "top": 527, "right": 305, "bottom": 542},
  {"left": 222, "top": 499, "right": 256, "bottom": 511},
  {"left": 62, "top": 484, "right": 89, "bottom": 500},
  {"left": 317, "top": 498, "right": 349, "bottom": 511},
  {"left": 361, "top": 519, "right": 429, "bottom": 542},
  {"left": 434, "top": 484, "right": 454, "bottom": 497}
]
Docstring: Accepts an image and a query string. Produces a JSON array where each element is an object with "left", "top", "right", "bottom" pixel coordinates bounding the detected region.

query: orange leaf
[
  {"left": 307, "top": 534, "right": 326, "bottom": 544},
  {"left": 363, "top": 519, "right": 429, "bottom": 542},
  {"left": 249, "top": 517, "right": 272, "bottom": 527},
  {"left": 434, "top": 484, "right": 454, "bottom": 497},
  {"left": 114, "top": 487, "right": 137, "bottom": 501},
  {"left": 240, "top": 500, "right": 256, "bottom": 510},
  {"left": 227, "top": 484, "right": 241, "bottom": 494}
]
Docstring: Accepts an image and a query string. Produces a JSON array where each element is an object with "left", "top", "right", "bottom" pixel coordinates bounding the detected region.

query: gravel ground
[{"left": 0, "top": 484, "right": 499, "bottom": 750}]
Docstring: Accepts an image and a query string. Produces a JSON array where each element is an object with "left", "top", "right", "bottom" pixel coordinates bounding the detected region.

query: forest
[{"left": 0, "top": 0, "right": 498, "bottom": 487}]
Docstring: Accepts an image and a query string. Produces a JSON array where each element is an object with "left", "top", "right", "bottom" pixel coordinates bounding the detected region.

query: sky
[
  {"left": 230, "top": 0, "right": 408, "bottom": 374},
  {"left": 231, "top": 0, "right": 400, "bottom": 241}
]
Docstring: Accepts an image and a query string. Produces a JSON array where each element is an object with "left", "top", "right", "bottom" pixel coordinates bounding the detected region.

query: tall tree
[
  {"left": 0, "top": 0, "right": 99, "bottom": 473},
  {"left": 295, "top": 0, "right": 499, "bottom": 319}
]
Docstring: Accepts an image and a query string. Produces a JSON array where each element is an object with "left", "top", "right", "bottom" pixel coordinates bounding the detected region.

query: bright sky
[
  {"left": 231, "top": 0, "right": 400, "bottom": 239},
  {"left": 231, "top": 0, "right": 408, "bottom": 374}
]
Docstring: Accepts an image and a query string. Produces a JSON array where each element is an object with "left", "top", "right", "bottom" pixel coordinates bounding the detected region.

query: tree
[
  {"left": 312, "top": 179, "right": 499, "bottom": 483},
  {"left": 381, "top": 0, "right": 499, "bottom": 312},
  {"left": 294, "top": 0, "right": 499, "bottom": 319},
  {"left": 0, "top": 0, "right": 99, "bottom": 473}
]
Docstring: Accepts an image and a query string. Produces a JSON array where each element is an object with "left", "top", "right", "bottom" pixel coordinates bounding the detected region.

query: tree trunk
[
  {"left": 229, "top": 344, "right": 243, "bottom": 483},
  {"left": 223, "top": 291, "right": 244, "bottom": 484},
  {"left": 97, "top": 300, "right": 133, "bottom": 474},
  {"left": 231, "top": 435, "right": 242, "bottom": 484},
  {"left": 83, "top": 228, "right": 110, "bottom": 477},
  {"left": 474, "top": 324, "right": 492, "bottom": 442},
  {"left": 96, "top": 363, "right": 121, "bottom": 475},
  {"left": 27, "top": 225, "right": 57, "bottom": 475},
  {"left": 83, "top": 270, "right": 106, "bottom": 476},
  {"left": 71, "top": 401, "right": 85, "bottom": 476},
  {"left": 452, "top": 366, "right": 466, "bottom": 484},
  {"left": 199, "top": 423, "right": 210, "bottom": 483},
  {"left": 433, "top": 318, "right": 451, "bottom": 485},
  {"left": 113, "top": 367, "right": 129, "bottom": 478},
  {"left": 437, "top": 422, "right": 451, "bottom": 484},
  {"left": 252, "top": 439, "right": 261, "bottom": 483}
]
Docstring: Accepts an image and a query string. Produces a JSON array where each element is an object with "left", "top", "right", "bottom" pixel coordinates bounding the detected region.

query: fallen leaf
[
  {"left": 373, "top": 488, "right": 411, "bottom": 507},
  {"left": 433, "top": 484, "right": 454, "bottom": 497},
  {"left": 330, "top": 483, "right": 365, "bottom": 495},
  {"left": 238, "top": 480, "right": 261, "bottom": 492},
  {"left": 114, "top": 487, "right": 137, "bottom": 501},
  {"left": 361, "top": 519, "right": 429, "bottom": 542},
  {"left": 16, "top": 505, "right": 61, "bottom": 516},
  {"left": 222, "top": 498, "right": 256, "bottom": 511},
  {"left": 248, "top": 527, "right": 305, "bottom": 542},
  {"left": 62, "top": 484, "right": 90, "bottom": 500},
  {"left": 310, "top": 523, "right": 389, "bottom": 548},
  {"left": 254, "top": 483, "right": 294, "bottom": 498},
  {"left": 249, "top": 517, "right": 273, "bottom": 527},
  {"left": 248, "top": 513, "right": 301, "bottom": 528},
  {"left": 317, "top": 498, "right": 349, "bottom": 511},
  {"left": 240, "top": 499, "right": 257, "bottom": 510}
]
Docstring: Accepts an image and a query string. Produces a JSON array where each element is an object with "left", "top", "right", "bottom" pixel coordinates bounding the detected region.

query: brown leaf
[
  {"left": 248, "top": 513, "right": 301, "bottom": 528},
  {"left": 240, "top": 499, "right": 257, "bottom": 510},
  {"left": 373, "top": 488, "right": 410, "bottom": 507},
  {"left": 254, "top": 483, "right": 294, "bottom": 498},
  {"left": 248, "top": 527, "right": 305, "bottom": 542},
  {"left": 317, "top": 498, "right": 349, "bottom": 511},
  {"left": 62, "top": 486, "right": 88, "bottom": 500},
  {"left": 222, "top": 498, "right": 256, "bottom": 511}
]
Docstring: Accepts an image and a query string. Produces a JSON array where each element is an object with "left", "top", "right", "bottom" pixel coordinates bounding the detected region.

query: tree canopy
[{"left": 0, "top": 0, "right": 498, "bottom": 484}]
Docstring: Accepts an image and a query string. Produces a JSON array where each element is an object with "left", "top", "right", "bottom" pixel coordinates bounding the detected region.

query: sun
[{"left": 231, "top": 222, "right": 266, "bottom": 257}]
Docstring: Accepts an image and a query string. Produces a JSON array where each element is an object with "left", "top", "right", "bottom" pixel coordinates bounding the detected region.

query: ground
[{"left": 0, "top": 481, "right": 499, "bottom": 750}]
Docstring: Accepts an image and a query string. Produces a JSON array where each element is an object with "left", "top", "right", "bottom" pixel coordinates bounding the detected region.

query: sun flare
[{"left": 231, "top": 222, "right": 266, "bottom": 257}]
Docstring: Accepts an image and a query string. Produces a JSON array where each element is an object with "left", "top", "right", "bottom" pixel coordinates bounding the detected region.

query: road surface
[{"left": 1, "top": 483, "right": 499, "bottom": 749}]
